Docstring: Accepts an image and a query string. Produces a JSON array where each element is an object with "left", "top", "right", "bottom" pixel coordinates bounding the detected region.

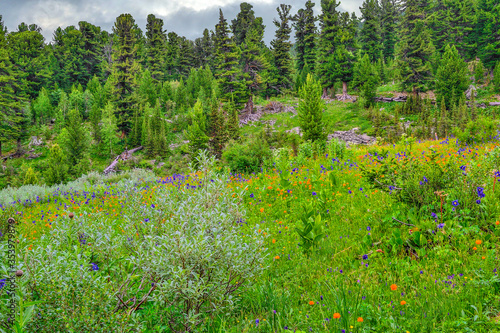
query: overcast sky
[{"left": 1, "top": 0, "right": 363, "bottom": 45}]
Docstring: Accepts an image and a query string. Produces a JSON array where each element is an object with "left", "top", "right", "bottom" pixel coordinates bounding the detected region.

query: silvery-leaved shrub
[{"left": 130, "top": 150, "right": 268, "bottom": 332}]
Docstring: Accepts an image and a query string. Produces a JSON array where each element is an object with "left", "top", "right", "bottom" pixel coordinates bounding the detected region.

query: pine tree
[
  {"left": 271, "top": 4, "right": 293, "bottom": 93},
  {"left": 194, "top": 29, "right": 214, "bottom": 69},
  {"left": 317, "top": 0, "right": 356, "bottom": 98},
  {"left": 494, "top": 61, "right": 500, "bottom": 93},
  {"left": 112, "top": 14, "right": 141, "bottom": 136},
  {"left": 475, "top": 0, "right": 500, "bottom": 69},
  {"left": 438, "top": 97, "right": 447, "bottom": 138},
  {"left": 100, "top": 102, "right": 120, "bottom": 157},
  {"left": 129, "top": 106, "right": 143, "bottom": 147},
  {"left": 474, "top": 58, "right": 485, "bottom": 85},
  {"left": 44, "top": 143, "right": 68, "bottom": 185},
  {"left": 225, "top": 100, "right": 240, "bottom": 141},
  {"left": 32, "top": 88, "right": 52, "bottom": 125},
  {"left": 380, "top": 0, "right": 398, "bottom": 61},
  {"left": 63, "top": 108, "right": 90, "bottom": 176},
  {"left": 214, "top": 9, "right": 247, "bottom": 106},
  {"left": 79, "top": 21, "right": 106, "bottom": 82},
  {"left": 359, "top": 0, "right": 382, "bottom": 62},
  {"left": 298, "top": 74, "right": 326, "bottom": 142},
  {"left": 0, "top": 46, "right": 26, "bottom": 156},
  {"left": 208, "top": 94, "right": 227, "bottom": 158},
  {"left": 145, "top": 100, "right": 168, "bottom": 157},
  {"left": 145, "top": 14, "right": 167, "bottom": 82},
  {"left": 185, "top": 99, "right": 210, "bottom": 158},
  {"left": 435, "top": 44, "right": 469, "bottom": 109},
  {"left": 352, "top": 54, "right": 380, "bottom": 108},
  {"left": 395, "top": 0, "right": 435, "bottom": 95},
  {"left": 231, "top": 2, "right": 263, "bottom": 46},
  {"left": 178, "top": 37, "right": 196, "bottom": 79},
  {"left": 293, "top": 8, "right": 307, "bottom": 72}
]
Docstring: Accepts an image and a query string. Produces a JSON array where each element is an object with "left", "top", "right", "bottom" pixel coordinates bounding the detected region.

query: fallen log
[
  {"left": 103, "top": 146, "right": 143, "bottom": 175},
  {"left": 489, "top": 102, "right": 500, "bottom": 106},
  {"left": 1, "top": 149, "right": 34, "bottom": 161}
]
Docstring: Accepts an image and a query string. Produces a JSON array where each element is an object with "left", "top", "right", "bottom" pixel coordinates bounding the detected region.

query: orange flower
[
  {"left": 475, "top": 240, "right": 482, "bottom": 245},
  {"left": 275, "top": 256, "right": 280, "bottom": 260},
  {"left": 357, "top": 317, "right": 363, "bottom": 322},
  {"left": 333, "top": 313, "right": 341, "bottom": 319},
  {"left": 258, "top": 229, "right": 261, "bottom": 233},
  {"left": 482, "top": 256, "right": 486, "bottom": 260},
  {"left": 272, "top": 239, "right": 276, "bottom": 243},
  {"left": 400, "top": 300, "right": 406, "bottom": 305},
  {"left": 473, "top": 247, "right": 477, "bottom": 250},
  {"left": 309, "top": 301, "right": 314, "bottom": 305},
  {"left": 260, "top": 208, "right": 264, "bottom": 213},
  {"left": 390, "top": 284, "right": 397, "bottom": 291},
  {"left": 496, "top": 221, "right": 499, "bottom": 225}
]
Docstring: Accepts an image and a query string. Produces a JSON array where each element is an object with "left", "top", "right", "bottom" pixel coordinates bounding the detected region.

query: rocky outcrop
[
  {"left": 328, "top": 128, "right": 376, "bottom": 146},
  {"left": 239, "top": 101, "right": 297, "bottom": 126}
]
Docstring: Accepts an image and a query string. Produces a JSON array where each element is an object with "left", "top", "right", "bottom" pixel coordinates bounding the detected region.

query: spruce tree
[
  {"left": 271, "top": 4, "right": 293, "bottom": 93},
  {"left": 303, "top": 1, "right": 317, "bottom": 71},
  {"left": 231, "top": 2, "right": 262, "bottom": 46},
  {"left": 145, "top": 14, "right": 167, "bottom": 82},
  {"left": 298, "top": 74, "right": 325, "bottom": 142},
  {"left": 208, "top": 94, "right": 227, "bottom": 158},
  {"left": 475, "top": 0, "right": 500, "bottom": 69},
  {"left": 32, "top": 88, "right": 52, "bottom": 125},
  {"left": 185, "top": 99, "right": 210, "bottom": 158},
  {"left": 44, "top": 143, "right": 68, "bottom": 186},
  {"left": 395, "top": 0, "right": 435, "bottom": 95},
  {"left": 225, "top": 100, "right": 240, "bottom": 141},
  {"left": 112, "top": 14, "right": 140, "bottom": 136},
  {"left": 293, "top": 8, "right": 307, "bottom": 72},
  {"left": 435, "top": 44, "right": 469, "bottom": 109},
  {"left": 359, "top": 0, "right": 382, "bottom": 62}
]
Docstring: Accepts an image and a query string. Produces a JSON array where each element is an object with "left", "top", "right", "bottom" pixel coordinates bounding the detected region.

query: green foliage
[
  {"left": 61, "top": 108, "right": 91, "bottom": 176},
  {"left": 145, "top": 14, "right": 166, "bottom": 82},
  {"left": 23, "top": 166, "right": 39, "bottom": 185},
  {"left": 380, "top": 0, "right": 398, "bottom": 60},
  {"left": 435, "top": 44, "right": 469, "bottom": 109},
  {"left": 271, "top": 4, "right": 293, "bottom": 93},
  {"left": 295, "top": 204, "right": 325, "bottom": 255},
  {"left": 298, "top": 74, "right": 326, "bottom": 142},
  {"left": 44, "top": 143, "right": 68, "bottom": 186},
  {"left": 359, "top": 0, "right": 382, "bottom": 62},
  {"left": 452, "top": 116, "right": 499, "bottom": 145},
  {"left": 222, "top": 135, "right": 271, "bottom": 173},
  {"left": 494, "top": 61, "right": 500, "bottom": 93},
  {"left": 352, "top": 54, "right": 380, "bottom": 108},
  {"left": 185, "top": 99, "right": 210, "bottom": 159},
  {"left": 396, "top": 0, "right": 435, "bottom": 94},
  {"left": 100, "top": 102, "right": 120, "bottom": 157}
]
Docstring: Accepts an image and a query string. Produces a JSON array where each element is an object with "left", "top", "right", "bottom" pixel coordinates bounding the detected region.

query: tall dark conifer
[
  {"left": 271, "top": 4, "right": 293, "bottom": 93},
  {"left": 145, "top": 14, "right": 166, "bottom": 82},
  {"left": 359, "top": 0, "right": 382, "bottom": 62}
]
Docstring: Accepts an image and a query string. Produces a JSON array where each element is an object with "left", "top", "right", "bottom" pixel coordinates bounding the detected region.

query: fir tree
[
  {"left": 298, "top": 74, "right": 325, "bottom": 142},
  {"left": 145, "top": 14, "right": 167, "bottom": 82},
  {"left": 475, "top": 0, "right": 500, "bottom": 69},
  {"left": 293, "top": 8, "right": 307, "bottom": 72},
  {"left": 44, "top": 143, "right": 68, "bottom": 186},
  {"left": 359, "top": 0, "right": 382, "bottom": 62},
  {"left": 395, "top": 0, "right": 435, "bottom": 95},
  {"left": 208, "top": 94, "right": 227, "bottom": 158},
  {"left": 225, "top": 100, "right": 240, "bottom": 141},
  {"left": 231, "top": 2, "right": 261, "bottom": 46},
  {"left": 435, "top": 44, "right": 469, "bottom": 109},
  {"left": 112, "top": 13, "right": 140, "bottom": 136},
  {"left": 32, "top": 88, "right": 52, "bottom": 125},
  {"left": 271, "top": 4, "right": 293, "bottom": 93},
  {"left": 185, "top": 99, "right": 210, "bottom": 158}
]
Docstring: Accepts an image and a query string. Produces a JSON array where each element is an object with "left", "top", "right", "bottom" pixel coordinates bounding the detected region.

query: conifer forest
[{"left": 1, "top": 0, "right": 500, "bottom": 332}]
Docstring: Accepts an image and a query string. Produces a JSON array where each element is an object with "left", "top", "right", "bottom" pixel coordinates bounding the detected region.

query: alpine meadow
[{"left": 2, "top": 0, "right": 500, "bottom": 332}]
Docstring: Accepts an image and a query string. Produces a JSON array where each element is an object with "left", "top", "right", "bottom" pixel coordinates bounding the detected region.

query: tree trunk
[
  {"left": 16, "top": 139, "right": 22, "bottom": 154},
  {"left": 342, "top": 81, "right": 347, "bottom": 95},
  {"left": 322, "top": 87, "right": 328, "bottom": 99},
  {"left": 244, "top": 95, "right": 254, "bottom": 114}
]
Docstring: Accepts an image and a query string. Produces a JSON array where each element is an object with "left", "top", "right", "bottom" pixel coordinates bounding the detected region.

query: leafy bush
[
  {"left": 452, "top": 117, "right": 499, "bottom": 145},
  {"left": 223, "top": 137, "right": 271, "bottom": 173}
]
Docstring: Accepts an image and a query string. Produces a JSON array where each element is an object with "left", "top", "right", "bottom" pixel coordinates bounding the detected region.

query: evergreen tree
[
  {"left": 0, "top": 46, "right": 26, "bottom": 156},
  {"left": 100, "top": 102, "right": 120, "bottom": 157},
  {"left": 178, "top": 37, "right": 196, "bottom": 79},
  {"left": 293, "top": 8, "right": 307, "bottom": 72},
  {"left": 79, "top": 21, "right": 106, "bottom": 82},
  {"left": 225, "top": 100, "right": 240, "bottom": 141},
  {"left": 63, "top": 108, "right": 90, "bottom": 176},
  {"left": 214, "top": 9, "right": 247, "bottom": 106},
  {"left": 145, "top": 100, "right": 168, "bottom": 157},
  {"left": 208, "top": 94, "right": 227, "bottom": 158},
  {"left": 32, "top": 88, "right": 52, "bottom": 125},
  {"left": 317, "top": 0, "right": 356, "bottom": 98},
  {"left": 129, "top": 105, "right": 143, "bottom": 147},
  {"left": 24, "top": 166, "right": 38, "bottom": 185},
  {"left": 298, "top": 73, "right": 325, "bottom": 142},
  {"left": 231, "top": 3, "right": 263, "bottom": 46},
  {"left": 112, "top": 14, "right": 141, "bottom": 136},
  {"left": 494, "top": 61, "right": 500, "bottom": 93},
  {"left": 475, "top": 0, "right": 500, "bottom": 69},
  {"left": 145, "top": 14, "right": 167, "bottom": 82},
  {"left": 395, "top": 0, "right": 435, "bottom": 95},
  {"left": 352, "top": 54, "right": 380, "bottom": 108},
  {"left": 271, "top": 4, "right": 293, "bottom": 93},
  {"left": 293, "top": 1, "right": 317, "bottom": 72},
  {"left": 435, "top": 44, "right": 469, "bottom": 109},
  {"left": 473, "top": 58, "right": 485, "bottom": 85},
  {"left": 380, "top": 0, "right": 398, "bottom": 60},
  {"left": 165, "top": 31, "right": 180, "bottom": 79},
  {"left": 359, "top": 0, "right": 382, "bottom": 62},
  {"left": 44, "top": 143, "right": 68, "bottom": 185},
  {"left": 185, "top": 99, "right": 210, "bottom": 158}
]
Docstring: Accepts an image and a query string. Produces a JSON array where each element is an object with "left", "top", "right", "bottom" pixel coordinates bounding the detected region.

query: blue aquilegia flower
[
  {"left": 90, "top": 263, "right": 99, "bottom": 271},
  {"left": 452, "top": 200, "right": 459, "bottom": 207}
]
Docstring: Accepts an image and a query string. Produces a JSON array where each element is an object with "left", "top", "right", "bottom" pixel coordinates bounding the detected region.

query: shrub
[{"left": 223, "top": 137, "right": 271, "bottom": 174}]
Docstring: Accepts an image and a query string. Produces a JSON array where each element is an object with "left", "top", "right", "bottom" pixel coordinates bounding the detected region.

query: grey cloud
[{"left": 1, "top": 0, "right": 363, "bottom": 45}]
